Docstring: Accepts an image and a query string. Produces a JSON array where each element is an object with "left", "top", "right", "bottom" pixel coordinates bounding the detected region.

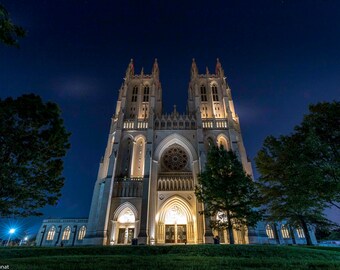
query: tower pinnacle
[
  {"left": 152, "top": 58, "right": 159, "bottom": 80},
  {"left": 191, "top": 58, "right": 198, "bottom": 79}
]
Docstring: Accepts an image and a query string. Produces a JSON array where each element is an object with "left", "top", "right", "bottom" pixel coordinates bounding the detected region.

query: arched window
[
  {"left": 62, "top": 226, "right": 71, "bottom": 241},
  {"left": 46, "top": 226, "right": 56, "bottom": 241},
  {"left": 200, "top": 85, "right": 207, "bottom": 101},
  {"left": 266, "top": 224, "right": 275, "bottom": 239},
  {"left": 78, "top": 226, "right": 86, "bottom": 240},
  {"left": 218, "top": 136, "right": 228, "bottom": 150},
  {"left": 131, "top": 137, "right": 145, "bottom": 177},
  {"left": 281, "top": 224, "right": 290, "bottom": 239},
  {"left": 131, "top": 86, "right": 138, "bottom": 102},
  {"left": 143, "top": 85, "right": 149, "bottom": 102},
  {"left": 296, "top": 226, "right": 305, "bottom": 238},
  {"left": 118, "top": 208, "right": 136, "bottom": 223},
  {"left": 212, "top": 85, "right": 218, "bottom": 101}
]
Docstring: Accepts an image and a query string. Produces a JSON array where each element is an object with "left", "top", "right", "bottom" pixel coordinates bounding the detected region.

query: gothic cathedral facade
[
  {"left": 83, "top": 58, "right": 257, "bottom": 245},
  {"left": 36, "top": 59, "right": 316, "bottom": 246}
]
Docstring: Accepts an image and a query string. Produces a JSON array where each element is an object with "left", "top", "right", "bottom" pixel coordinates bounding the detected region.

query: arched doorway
[
  {"left": 164, "top": 205, "right": 187, "bottom": 243},
  {"left": 157, "top": 197, "right": 195, "bottom": 244},
  {"left": 111, "top": 203, "right": 138, "bottom": 245},
  {"left": 116, "top": 208, "right": 135, "bottom": 244}
]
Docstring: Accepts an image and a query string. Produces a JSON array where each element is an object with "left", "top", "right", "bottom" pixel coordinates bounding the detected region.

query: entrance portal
[
  {"left": 164, "top": 205, "right": 188, "bottom": 244},
  {"left": 165, "top": 225, "right": 187, "bottom": 243},
  {"left": 118, "top": 228, "right": 134, "bottom": 244}
]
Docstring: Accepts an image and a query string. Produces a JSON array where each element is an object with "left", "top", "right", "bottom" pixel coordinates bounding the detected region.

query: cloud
[{"left": 52, "top": 77, "right": 97, "bottom": 99}]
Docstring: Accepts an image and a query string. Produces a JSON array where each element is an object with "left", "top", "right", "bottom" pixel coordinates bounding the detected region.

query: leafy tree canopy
[
  {"left": 0, "top": 4, "right": 26, "bottom": 47},
  {"left": 255, "top": 101, "right": 339, "bottom": 245},
  {"left": 195, "top": 146, "right": 262, "bottom": 244},
  {"left": 0, "top": 94, "right": 71, "bottom": 217}
]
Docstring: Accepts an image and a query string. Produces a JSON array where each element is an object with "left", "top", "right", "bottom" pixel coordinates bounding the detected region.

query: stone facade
[
  {"left": 37, "top": 59, "right": 317, "bottom": 246},
  {"left": 36, "top": 219, "right": 88, "bottom": 247}
]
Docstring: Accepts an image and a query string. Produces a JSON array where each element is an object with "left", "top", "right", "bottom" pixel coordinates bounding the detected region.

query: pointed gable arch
[{"left": 154, "top": 133, "right": 198, "bottom": 163}]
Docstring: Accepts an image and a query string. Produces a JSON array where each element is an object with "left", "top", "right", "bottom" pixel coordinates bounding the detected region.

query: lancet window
[
  {"left": 131, "top": 86, "right": 138, "bottom": 102},
  {"left": 62, "top": 226, "right": 71, "bottom": 240},
  {"left": 212, "top": 85, "right": 219, "bottom": 101},
  {"left": 46, "top": 226, "right": 56, "bottom": 241},
  {"left": 143, "top": 85, "right": 150, "bottom": 102},
  {"left": 201, "top": 85, "right": 207, "bottom": 101}
]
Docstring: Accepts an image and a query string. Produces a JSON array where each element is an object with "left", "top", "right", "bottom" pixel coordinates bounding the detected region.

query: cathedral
[{"left": 36, "top": 59, "right": 316, "bottom": 246}]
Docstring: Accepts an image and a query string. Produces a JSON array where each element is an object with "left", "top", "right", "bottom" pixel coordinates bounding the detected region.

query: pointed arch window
[
  {"left": 296, "top": 226, "right": 305, "bottom": 238},
  {"left": 266, "top": 224, "right": 275, "bottom": 239},
  {"left": 131, "top": 86, "right": 138, "bottom": 102},
  {"left": 78, "top": 226, "right": 86, "bottom": 240},
  {"left": 218, "top": 137, "right": 228, "bottom": 150},
  {"left": 200, "top": 85, "right": 207, "bottom": 102},
  {"left": 46, "top": 226, "right": 56, "bottom": 241},
  {"left": 143, "top": 85, "right": 150, "bottom": 102},
  {"left": 131, "top": 137, "right": 145, "bottom": 177},
  {"left": 62, "top": 226, "right": 71, "bottom": 240},
  {"left": 281, "top": 224, "right": 290, "bottom": 239},
  {"left": 212, "top": 85, "right": 219, "bottom": 101}
]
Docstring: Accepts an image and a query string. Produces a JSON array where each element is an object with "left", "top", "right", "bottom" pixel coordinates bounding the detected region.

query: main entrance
[
  {"left": 165, "top": 225, "right": 187, "bottom": 243},
  {"left": 164, "top": 205, "right": 188, "bottom": 244},
  {"left": 118, "top": 228, "right": 134, "bottom": 244},
  {"left": 156, "top": 196, "right": 196, "bottom": 244}
]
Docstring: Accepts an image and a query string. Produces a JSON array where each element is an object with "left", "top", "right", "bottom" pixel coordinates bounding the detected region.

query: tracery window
[
  {"left": 212, "top": 85, "right": 219, "bottom": 101},
  {"left": 162, "top": 146, "right": 188, "bottom": 171},
  {"left": 143, "top": 85, "right": 149, "bottom": 102},
  {"left": 62, "top": 226, "right": 71, "bottom": 240},
  {"left": 281, "top": 224, "right": 290, "bottom": 239},
  {"left": 201, "top": 85, "right": 207, "bottom": 101},
  {"left": 296, "top": 226, "right": 305, "bottom": 238},
  {"left": 266, "top": 224, "right": 275, "bottom": 239},
  {"left": 131, "top": 137, "right": 145, "bottom": 177},
  {"left": 131, "top": 86, "right": 138, "bottom": 102},
  {"left": 46, "top": 226, "right": 56, "bottom": 241},
  {"left": 78, "top": 226, "right": 86, "bottom": 240}
]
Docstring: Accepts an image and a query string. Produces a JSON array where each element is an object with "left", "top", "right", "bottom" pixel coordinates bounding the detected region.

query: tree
[
  {"left": 295, "top": 101, "right": 340, "bottom": 209},
  {"left": 255, "top": 101, "right": 339, "bottom": 245},
  {"left": 0, "top": 4, "right": 26, "bottom": 47},
  {"left": 195, "top": 146, "right": 262, "bottom": 244},
  {"left": 0, "top": 94, "right": 71, "bottom": 217}
]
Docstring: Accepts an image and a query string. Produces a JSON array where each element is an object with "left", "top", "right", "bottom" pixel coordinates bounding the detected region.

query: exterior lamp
[{"left": 7, "top": 228, "right": 16, "bottom": 246}]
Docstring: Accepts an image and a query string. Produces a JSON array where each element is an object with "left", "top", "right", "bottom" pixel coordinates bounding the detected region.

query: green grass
[{"left": 0, "top": 245, "right": 339, "bottom": 270}]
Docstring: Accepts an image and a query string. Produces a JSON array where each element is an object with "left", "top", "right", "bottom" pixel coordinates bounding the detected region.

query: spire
[
  {"left": 141, "top": 67, "right": 144, "bottom": 77},
  {"left": 215, "top": 58, "right": 224, "bottom": 77},
  {"left": 206, "top": 66, "right": 210, "bottom": 75},
  {"left": 191, "top": 58, "right": 198, "bottom": 79},
  {"left": 152, "top": 58, "right": 159, "bottom": 80},
  {"left": 125, "top": 59, "right": 134, "bottom": 79}
]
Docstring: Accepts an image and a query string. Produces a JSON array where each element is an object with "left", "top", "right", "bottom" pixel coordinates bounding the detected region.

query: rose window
[{"left": 162, "top": 146, "right": 188, "bottom": 171}]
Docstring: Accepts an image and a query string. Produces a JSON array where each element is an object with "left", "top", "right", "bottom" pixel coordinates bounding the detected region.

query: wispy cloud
[{"left": 51, "top": 77, "right": 98, "bottom": 99}]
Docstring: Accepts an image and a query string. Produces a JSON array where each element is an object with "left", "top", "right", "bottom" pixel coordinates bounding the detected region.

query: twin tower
[
  {"left": 36, "top": 59, "right": 317, "bottom": 246},
  {"left": 83, "top": 58, "right": 256, "bottom": 245}
]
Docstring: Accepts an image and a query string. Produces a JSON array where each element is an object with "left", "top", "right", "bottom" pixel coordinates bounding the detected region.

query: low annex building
[{"left": 36, "top": 59, "right": 317, "bottom": 246}]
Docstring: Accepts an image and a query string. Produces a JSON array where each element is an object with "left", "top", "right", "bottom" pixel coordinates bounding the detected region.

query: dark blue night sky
[{"left": 1, "top": 0, "right": 339, "bottom": 236}]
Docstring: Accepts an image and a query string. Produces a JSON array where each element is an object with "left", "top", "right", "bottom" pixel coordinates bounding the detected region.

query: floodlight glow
[
  {"left": 9, "top": 228, "right": 15, "bottom": 234},
  {"left": 24, "top": 237, "right": 28, "bottom": 241}
]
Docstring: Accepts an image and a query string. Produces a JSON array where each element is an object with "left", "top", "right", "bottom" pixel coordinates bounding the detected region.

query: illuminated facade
[
  {"left": 36, "top": 59, "right": 317, "bottom": 246},
  {"left": 83, "top": 58, "right": 257, "bottom": 245}
]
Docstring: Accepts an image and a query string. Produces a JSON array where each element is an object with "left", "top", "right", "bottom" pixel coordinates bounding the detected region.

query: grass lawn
[{"left": 0, "top": 245, "right": 339, "bottom": 270}]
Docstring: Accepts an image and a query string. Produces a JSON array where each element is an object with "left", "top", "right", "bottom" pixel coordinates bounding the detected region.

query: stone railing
[
  {"left": 202, "top": 119, "right": 228, "bottom": 129},
  {"left": 123, "top": 120, "right": 148, "bottom": 130},
  {"left": 113, "top": 177, "right": 143, "bottom": 197}
]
